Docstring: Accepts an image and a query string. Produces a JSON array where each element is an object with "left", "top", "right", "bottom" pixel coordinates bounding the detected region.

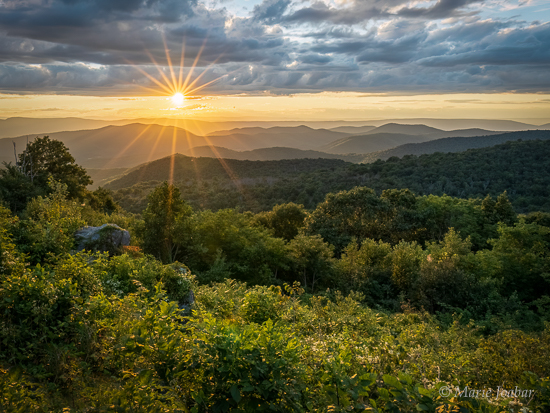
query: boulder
[{"left": 75, "top": 224, "right": 130, "bottom": 255}]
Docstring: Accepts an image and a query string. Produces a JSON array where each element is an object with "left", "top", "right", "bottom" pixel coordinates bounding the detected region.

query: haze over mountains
[
  {"left": 1, "top": 117, "right": 548, "bottom": 139},
  {"left": 321, "top": 125, "right": 507, "bottom": 154},
  {"left": 2, "top": 118, "right": 550, "bottom": 175}
]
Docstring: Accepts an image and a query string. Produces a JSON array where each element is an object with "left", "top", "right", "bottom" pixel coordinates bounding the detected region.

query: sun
[{"left": 172, "top": 92, "right": 185, "bottom": 106}]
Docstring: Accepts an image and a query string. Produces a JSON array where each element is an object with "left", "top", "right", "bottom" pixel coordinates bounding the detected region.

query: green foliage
[
  {"left": 183, "top": 209, "right": 289, "bottom": 285},
  {"left": 95, "top": 253, "right": 195, "bottom": 302},
  {"left": 239, "top": 285, "right": 285, "bottom": 324},
  {"left": 0, "top": 206, "right": 24, "bottom": 276},
  {"left": 287, "top": 234, "right": 335, "bottom": 291},
  {"left": 112, "top": 138, "right": 550, "bottom": 214},
  {"left": 184, "top": 316, "right": 305, "bottom": 412},
  {"left": 304, "top": 187, "right": 393, "bottom": 253},
  {"left": 254, "top": 202, "right": 307, "bottom": 240},
  {"left": 18, "top": 136, "right": 92, "bottom": 200},
  {"left": 0, "top": 367, "right": 47, "bottom": 411},
  {"left": 0, "top": 264, "right": 77, "bottom": 364},
  {"left": 14, "top": 180, "right": 85, "bottom": 264},
  {"left": 335, "top": 238, "right": 395, "bottom": 308},
  {"left": 0, "top": 163, "right": 44, "bottom": 213},
  {"left": 482, "top": 220, "right": 550, "bottom": 303},
  {"left": 138, "top": 182, "right": 193, "bottom": 263},
  {"left": 4, "top": 150, "right": 550, "bottom": 411},
  {"left": 84, "top": 186, "right": 120, "bottom": 215}
]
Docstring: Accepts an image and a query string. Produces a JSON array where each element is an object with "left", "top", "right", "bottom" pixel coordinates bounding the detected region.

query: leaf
[
  {"left": 138, "top": 369, "right": 153, "bottom": 385},
  {"left": 231, "top": 384, "right": 242, "bottom": 403},
  {"left": 418, "top": 387, "right": 432, "bottom": 397},
  {"left": 378, "top": 388, "right": 390, "bottom": 400},
  {"left": 383, "top": 374, "right": 403, "bottom": 390}
]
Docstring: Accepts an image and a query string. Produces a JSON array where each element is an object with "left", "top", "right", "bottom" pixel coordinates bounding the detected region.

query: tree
[
  {"left": 17, "top": 136, "right": 92, "bottom": 199},
  {"left": 304, "top": 187, "right": 389, "bottom": 254},
  {"left": 0, "top": 163, "right": 44, "bottom": 213},
  {"left": 139, "top": 182, "right": 192, "bottom": 263},
  {"left": 288, "top": 234, "right": 334, "bottom": 291},
  {"left": 253, "top": 202, "right": 307, "bottom": 241},
  {"left": 85, "top": 187, "right": 120, "bottom": 214}
]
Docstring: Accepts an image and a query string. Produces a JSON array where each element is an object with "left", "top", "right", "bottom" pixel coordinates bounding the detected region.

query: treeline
[{"left": 111, "top": 138, "right": 550, "bottom": 214}]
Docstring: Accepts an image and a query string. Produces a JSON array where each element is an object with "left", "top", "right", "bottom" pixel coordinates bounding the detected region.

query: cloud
[{"left": 0, "top": 0, "right": 548, "bottom": 95}]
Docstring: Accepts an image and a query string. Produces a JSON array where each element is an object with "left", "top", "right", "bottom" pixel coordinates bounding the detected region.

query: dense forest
[
  {"left": 361, "top": 130, "right": 550, "bottom": 162},
  {"left": 111, "top": 138, "right": 550, "bottom": 214},
  {"left": 1, "top": 136, "right": 549, "bottom": 411}
]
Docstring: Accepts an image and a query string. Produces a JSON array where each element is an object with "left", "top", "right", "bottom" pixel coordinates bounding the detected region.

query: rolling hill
[
  {"left": 104, "top": 154, "right": 349, "bottom": 191},
  {"left": 109, "top": 138, "right": 550, "bottom": 214},
  {"left": 323, "top": 128, "right": 504, "bottom": 154},
  {"left": 357, "top": 118, "right": 542, "bottom": 131},
  {"left": 0, "top": 117, "right": 119, "bottom": 139},
  {"left": 1, "top": 124, "right": 351, "bottom": 168},
  {"left": 86, "top": 168, "right": 130, "bottom": 189},
  {"left": 183, "top": 146, "right": 364, "bottom": 162},
  {"left": 361, "top": 123, "right": 442, "bottom": 136},
  {"left": 205, "top": 126, "right": 349, "bottom": 151},
  {"left": 328, "top": 125, "right": 376, "bottom": 134},
  {"left": 361, "top": 130, "right": 550, "bottom": 163},
  {"left": 0, "top": 123, "right": 207, "bottom": 168},
  {"left": 321, "top": 133, "right": 434, "bottom": 154}
]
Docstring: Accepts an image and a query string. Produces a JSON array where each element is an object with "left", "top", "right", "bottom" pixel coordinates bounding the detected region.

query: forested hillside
[
  {"left": 111, "top": 138, "right": 550, "bottom": 213},
  {"left": 362, "top": 130, "right": 550, "bottom": 162},
  {"left": 183, "top": 146, "right": 364, "bottom": 162},
  {"left": 105, "top": 155, "right": 349, "bottom": 191},
  {"left": 1, "top": 136, "right": 550, "bottom": 411}
]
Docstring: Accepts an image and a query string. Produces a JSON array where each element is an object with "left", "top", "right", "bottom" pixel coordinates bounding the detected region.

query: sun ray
[
  {"left": 121, "top": 37, "right": 252, "bottom": 207},
  {"left": 182, "top": 52, "right": 223, "bottom": 91},
  {"left": 184, "top": 73, "right": 228, "bottom": 96},
  {"left": 102, "top": 122, "right": 157, "bottom": 169},
  {"left": 146, "top": 50, "right": 175, "bottom": 95},
  {"left": 162, "top": 32, "right": 179, "bottom": 95},
  {"left": 169, "top": 118, "right": 179, "bottom": 184},
  {"left": 177, "top": 39, "right": 186, "bottom": 93},
  {"left": 181, "top": 39, "right": 208, "bottom": 94},
  {"left": 184, "top": 119, "right": 249, "bottom": 201},
  {"left": 130, "top": 63, "right": 174, "bottom": 95}
]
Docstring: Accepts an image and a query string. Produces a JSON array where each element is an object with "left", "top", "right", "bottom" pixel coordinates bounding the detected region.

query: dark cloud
[
  {"left": 418, "top": 23, "right": 550, "bottom": 67},
  {"left": 283, "top": 0, "right": 481, "bottom": 26},
  {"left": 300, "top": 54, "right": 332, "bottom": 65},
  {"left": 252, "top": 0, "right": 291, "bottom": 24},
  {"left": 397, "top": 0, "right": 481, "bottom": 19}
]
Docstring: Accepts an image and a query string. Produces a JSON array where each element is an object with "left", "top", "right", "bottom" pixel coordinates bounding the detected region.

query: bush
[{"left": 96, "top": 253, "right": 195, "bottom": 302}]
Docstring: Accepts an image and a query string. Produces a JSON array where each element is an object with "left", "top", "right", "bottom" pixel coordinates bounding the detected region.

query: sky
[{"left": 0, "top": 0, "right": 549, "bottom": 121}]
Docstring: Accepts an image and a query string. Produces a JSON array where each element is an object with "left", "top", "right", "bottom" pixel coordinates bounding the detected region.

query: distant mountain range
[
  {"left": 1, "top": 123, "right": 351, "bottom": 168},
  {"left": 323, "top": 125, "right": 505, "bottom": 154},
  {"left": 1, "top": 116, "right": 548, "bottom": 139},
  {"left": 2, "top": 119, "right": 550, "bottom": 172},
  {"left": 361, "top": 130, "right": 550, "bottom": 163},
  {"left": 1, "top": 123, "right": 204, "bottom": 168},
  {"left": 328, "top": 126, "right": 376, "bottom": 134},
  {"left": 205, "top": 126, "right": 348, "bottom": 151}
]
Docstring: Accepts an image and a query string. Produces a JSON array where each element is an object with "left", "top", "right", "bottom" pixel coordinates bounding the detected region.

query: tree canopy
[{"left": 18, "top": 136, "right": 92, "bottom": 199}]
